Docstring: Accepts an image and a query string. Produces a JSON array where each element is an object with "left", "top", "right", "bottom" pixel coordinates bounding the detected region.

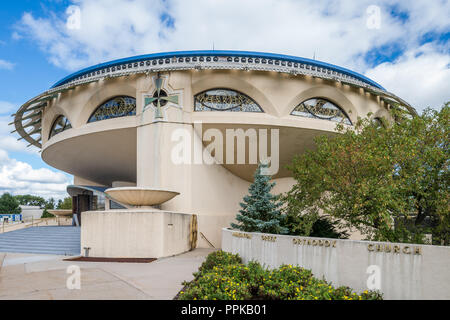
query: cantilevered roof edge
[{"left": 51, "top": 50, "right": 385, "bottom": 90}]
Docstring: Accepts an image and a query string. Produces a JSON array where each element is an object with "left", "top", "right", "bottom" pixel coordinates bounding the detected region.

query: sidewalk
[{"left": 0, "top": 248, "right": 215, "bottom": 300}]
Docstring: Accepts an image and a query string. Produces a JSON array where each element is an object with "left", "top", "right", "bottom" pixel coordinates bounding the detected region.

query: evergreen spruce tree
[{"left": 231, "top": 162, "right": 288, "bottom": 234}]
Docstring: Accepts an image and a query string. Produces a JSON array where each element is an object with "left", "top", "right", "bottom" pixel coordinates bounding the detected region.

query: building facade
[
  {"left": 19, "top": 205, "right": 43, "bottom": 220},
  {"left": 13, "top": 51, "right": 415, "bottom": 249}
]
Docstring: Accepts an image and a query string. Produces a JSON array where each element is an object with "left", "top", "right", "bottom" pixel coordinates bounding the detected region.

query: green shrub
[
  {"left": 258, "top": 265, "right": 381, "bottom": 300},
  {"left": 194, "top": 250, "right": 242, "bottom": 278},
  {"left": 181, "top": 265, "right": 252, "bottom": 300},
  {"left": 257, "top": 264, "right": 317, "bottom": 300},
  {"left": 310, "top": 216, "right": 349, "bottom": 239},
  {"left": 178, "top": 252, "right": 383, "bottom": 300},
  {"left": 41, "top": 209, "right": 55, "bottom": 218}
]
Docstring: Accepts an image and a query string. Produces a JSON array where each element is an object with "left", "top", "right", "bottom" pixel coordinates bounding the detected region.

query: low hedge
[{"left": 178, "top": 251, "right": 382, "bottom": 300}]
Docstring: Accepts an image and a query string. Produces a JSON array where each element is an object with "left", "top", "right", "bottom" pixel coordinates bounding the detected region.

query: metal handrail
[{"left": 0, "top": 216, "right": 72, "bottom": 233}]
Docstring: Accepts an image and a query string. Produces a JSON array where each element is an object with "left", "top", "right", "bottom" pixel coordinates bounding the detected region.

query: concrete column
[{"left": 136, "top": 121, "right": 194, "bottom": 212}]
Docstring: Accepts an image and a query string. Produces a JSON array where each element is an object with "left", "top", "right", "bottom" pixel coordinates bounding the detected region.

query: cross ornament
[{"left": 143, "top": 76, "right": 180, "bottom": 120}]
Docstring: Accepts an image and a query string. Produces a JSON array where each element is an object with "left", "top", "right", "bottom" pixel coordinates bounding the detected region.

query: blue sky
[
  {"left": 0, "top": 0, "right": 449, "bottom": 199},
  {"left": 0, "top": 2, "right": 66, "bottom": 167}
]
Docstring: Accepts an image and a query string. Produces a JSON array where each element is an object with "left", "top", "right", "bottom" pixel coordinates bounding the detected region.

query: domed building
[{"left": 12, "top": 50, "right": 416, "bottom": 257}]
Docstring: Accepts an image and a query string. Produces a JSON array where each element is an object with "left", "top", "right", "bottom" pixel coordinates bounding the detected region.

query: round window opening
[{"left": 153, "top": 90, "right": 168, "bottom": 106}]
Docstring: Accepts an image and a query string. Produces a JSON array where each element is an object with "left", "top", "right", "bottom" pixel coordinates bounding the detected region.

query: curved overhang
[
  {"left": 42, "top": 126, "right": 137, "bottom": 186},
  {"left": 67, "top": 184, "right": 108, "bottom": 197},
  {"left": 12, "top": 50, "right": 418, "bottom": 149},
  {"left": 42, "top": 114, "right": 341, "bottom": 183}
]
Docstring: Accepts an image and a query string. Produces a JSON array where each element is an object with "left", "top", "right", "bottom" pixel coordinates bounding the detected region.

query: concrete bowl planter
[
  {"left": 47, "top": 209, "right": 73, "bottom": 216},
  {"left": 105, "top": 187, "right": 180, "bottom": 207}
]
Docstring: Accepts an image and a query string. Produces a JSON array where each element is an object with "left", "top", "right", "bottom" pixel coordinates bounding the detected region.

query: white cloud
[
  {"left": 0, "top": 59, "right": 14, "bottom": 70},
  {"left": 0, "top": 103, "right": 37, "bottom": 154},
  {"left": 0, "top": 101, "right": 16, "bottom": 114},
  {"left": 0, "top": 134, "right": 35, "bottom": 154},
  {"left": 0, "top": 102, "right": 69, "bottom": 199},
  {"left": 366, "top": 44, "right": 450, "bottom": 112},
  {"left": 11, "top": 31, "right": 22, "bottom": 40},
  {"left": 0, "top": 149, "right": 72, "bottom": 199}
]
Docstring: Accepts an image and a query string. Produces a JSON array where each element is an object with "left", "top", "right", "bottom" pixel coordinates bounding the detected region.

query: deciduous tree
[
  {"left": 284, "top": 103, "right": 449, "bottom": 245},
  {"left": 0, "top": 193, "right": 21, "bottom": 215}
]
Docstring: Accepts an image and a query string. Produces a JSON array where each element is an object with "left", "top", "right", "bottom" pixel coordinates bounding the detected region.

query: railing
[
  {"left": 0, "top": 216, "right": 72, "bottom": 233},
  {"left": 200, "top": 232, "right": 216, "bottom": 248}
]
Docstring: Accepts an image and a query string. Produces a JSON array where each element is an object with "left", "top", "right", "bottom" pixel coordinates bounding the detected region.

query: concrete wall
[
  {"left": 19, "top": 206, "right": 43, "bottom": 219},
  {"left": 81, "top": 210, "right": 192, "bottom": 258},
  {"left": 222, "top": 228, "right": 450, "bottom": 300}
]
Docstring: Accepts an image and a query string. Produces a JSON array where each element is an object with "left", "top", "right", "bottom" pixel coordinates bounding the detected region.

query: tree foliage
[
  {"left": 0, "top": 193, "right": 73, "bottom": 219},
  {"left": 0, "top": 193, "right": 21, "bottom": 215},
  {"left": 231, "top": 162, "right": 288, "bottom": 234},
  {"left": 41, "top": 197, "right": 56, "bottom": 218},
  {"left": 14, "top": 195, "right": 47, "bottom": 207},
  {"left": 309, "top": 216, "right": 349, "bottom": 239},
  {"left": 57, "top": 197, "right": 72, "bottom": 210},
  {"left": 284, "top": 103, "right": 449, "bottom": 245}
]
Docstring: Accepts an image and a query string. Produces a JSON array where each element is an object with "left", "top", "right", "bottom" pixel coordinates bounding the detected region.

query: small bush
[
  {"left": 181, "top": 266, "right": 252, "bottom": 300},
  {"left": 258, "top": 265, "right": 381, "bottom": 300},
  {"left": 178, "top": 252, "right": 383, "bottom": 300},
  {"left": 194, "top": 250, "right": 242, "bottom": 278},
  {"left": 310, "top": 216, "right": 349, "bottom": 239},
  {"left": 41, "top": 209, "right": 55, "bottom": 218}
]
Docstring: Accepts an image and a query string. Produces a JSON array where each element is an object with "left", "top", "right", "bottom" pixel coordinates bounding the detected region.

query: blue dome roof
[{"left": 51, "top": 50, "right": 385, "bottom": 90}]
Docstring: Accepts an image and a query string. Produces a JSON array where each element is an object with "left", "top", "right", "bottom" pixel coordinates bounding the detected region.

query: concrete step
[
  {"left": 0, "top": 226, "right": 81, "bottom": 256},
  {"left": 0, "top": 248, "right": 80, "bottom": 255},
  {"left": 0, "top": 245, "right": 80, "bottom": 250},
  {"left": 0, "top": 237, "right": 80, "bottom": 241}
]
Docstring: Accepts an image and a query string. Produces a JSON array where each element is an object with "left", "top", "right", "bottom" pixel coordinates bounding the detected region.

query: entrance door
[{"left": 73, "top": 195, "right": 91, "bottom": 226}]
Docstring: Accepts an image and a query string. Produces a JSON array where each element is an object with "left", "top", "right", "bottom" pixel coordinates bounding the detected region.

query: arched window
[
  {"left": 49, "top": 115, "right": 72, "bottom": 139},
  {"left": 194, "top": 89, "right": 263, "bottom": 112},
  {"left": 88, "top": 96, "right": 136, "bottom": 123},
  {"left": 291, "top": 98, "right": 351, "bottom": 125}
]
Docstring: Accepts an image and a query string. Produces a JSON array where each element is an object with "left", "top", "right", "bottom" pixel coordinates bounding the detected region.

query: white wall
[
  {"left": 222, "top": 228, "right": 450, "bottom": 300},
  {"left": 81, "top": 210, "right": 192, "bottom": 258},
  {"left": 20, "top": 206, "right": 43, "bottom": 219}
]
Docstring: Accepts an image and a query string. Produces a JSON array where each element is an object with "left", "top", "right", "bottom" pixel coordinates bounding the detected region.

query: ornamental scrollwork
[
  {"left": 88, "top": 96, "right": 136, "bottom": 123},
  {"left": 291, "top": 98, "right": 351, "bottom": 125},
  {"left": 194, "top": 89, "right": 263, "bottom": 112}
]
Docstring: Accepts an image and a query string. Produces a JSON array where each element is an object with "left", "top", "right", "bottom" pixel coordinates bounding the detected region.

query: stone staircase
[{"left": 0, "top": 226, "right": 80, "bottom": 256}]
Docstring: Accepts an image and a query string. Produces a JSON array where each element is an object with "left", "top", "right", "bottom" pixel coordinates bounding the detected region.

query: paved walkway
[
  {"left": 0, "top": 226, "right": 80, "bottom": 255},
  {"left": 0, "top": 249, "right": 214, "bottom": 300}
]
